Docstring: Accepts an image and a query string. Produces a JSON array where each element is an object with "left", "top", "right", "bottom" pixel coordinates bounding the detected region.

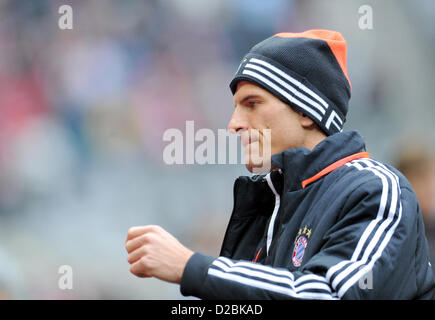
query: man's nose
[{"left": 228, "top": 107, "right": 248, "bottom": 134}]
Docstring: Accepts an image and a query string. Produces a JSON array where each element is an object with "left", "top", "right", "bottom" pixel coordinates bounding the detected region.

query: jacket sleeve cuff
[{"left": 180, "top": 252, "right": 215, "bottom": 298}]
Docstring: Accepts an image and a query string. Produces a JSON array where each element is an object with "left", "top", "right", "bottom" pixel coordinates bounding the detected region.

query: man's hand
[{"left": 125, "top": 225, "right": 194, "bottom": 284}]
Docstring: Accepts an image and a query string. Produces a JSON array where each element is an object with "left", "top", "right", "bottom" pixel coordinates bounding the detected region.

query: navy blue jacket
[{"left": 180, "top": 131, "right": 435, "bottom": 299}]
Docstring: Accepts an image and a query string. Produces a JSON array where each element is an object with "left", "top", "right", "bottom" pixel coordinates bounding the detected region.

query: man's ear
[{"left": 299, "top": 112, "right": 315, "bottom": 128}]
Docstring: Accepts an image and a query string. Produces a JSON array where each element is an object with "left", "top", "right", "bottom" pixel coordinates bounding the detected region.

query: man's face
[{"left": 228, "top": 81, "right": 306, "bottom": 173}]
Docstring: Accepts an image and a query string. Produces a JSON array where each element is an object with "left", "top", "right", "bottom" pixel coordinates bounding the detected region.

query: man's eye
[{"left": 247, "top": 101, "right": 259, "bottom": 107}]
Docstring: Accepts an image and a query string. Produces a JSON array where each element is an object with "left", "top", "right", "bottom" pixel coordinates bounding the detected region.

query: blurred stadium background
[{"left": 0, "top": 0, "right": 434, "bottom": 299}]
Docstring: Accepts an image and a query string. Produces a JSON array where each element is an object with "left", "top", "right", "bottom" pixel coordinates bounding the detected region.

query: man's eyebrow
[{"left": 234, "top": 94, "right": 262, "bottom": 107}]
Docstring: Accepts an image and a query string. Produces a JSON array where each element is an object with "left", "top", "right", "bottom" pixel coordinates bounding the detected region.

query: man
[{"left": 125, "top": 30, "right": 435, "bottom": 299}]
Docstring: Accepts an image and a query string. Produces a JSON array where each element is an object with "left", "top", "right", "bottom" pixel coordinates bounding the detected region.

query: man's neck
[{"left": 302, "top": 129, "right": 327, "bottom": 151}]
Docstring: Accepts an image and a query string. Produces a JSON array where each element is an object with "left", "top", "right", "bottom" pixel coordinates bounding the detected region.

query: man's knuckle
[
  {"left": 148, "top": 225, "right": 158, "bottom": 233},
  {"left": 149, "top": 225, "right": 163, "bottom": 233},
  {"left": 141, "top": 234, "right": 151, "bottom": 243},
  {"left": 140, "top": 257, "right": 149, "bottom": 268},
  {"left": 127, "top": 227, "right": 137, "bottom": 236},
  {"left": 125, "top": 242, "right": 132, "bottom": 253},
  {"left": 143, "top": 232, "right": 157, "bottom": 244},
  {"left": 127, "top": 254, "right": 136, "bottom": 264},
  {"left": 141, "top": 245, "right": 149, "bottom": 254}
]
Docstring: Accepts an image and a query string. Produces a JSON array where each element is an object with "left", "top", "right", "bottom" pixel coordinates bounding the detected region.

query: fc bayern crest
[{"left": 292, "top": 235, "right": 308, "bottom": 267}]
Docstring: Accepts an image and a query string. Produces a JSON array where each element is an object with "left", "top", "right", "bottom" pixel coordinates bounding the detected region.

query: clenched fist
[{"left": 125, "top": 225, "right": 194, "bottom": 284}]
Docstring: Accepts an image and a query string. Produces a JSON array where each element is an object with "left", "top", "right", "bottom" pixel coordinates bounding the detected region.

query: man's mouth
[{"left": 239, "top": 129, "right": 260, "bottom": 148}]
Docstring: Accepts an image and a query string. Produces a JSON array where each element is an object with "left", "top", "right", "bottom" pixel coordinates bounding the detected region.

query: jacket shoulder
[
  {"left": 335, "top": 158, "right": 419, "bottom": 211},
  {"left": 337, "top": 158, "right": 412, "bottom": 189}
]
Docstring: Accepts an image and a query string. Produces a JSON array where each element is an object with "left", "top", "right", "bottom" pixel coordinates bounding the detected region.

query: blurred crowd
[{"left": 0, "top": 0, "right": 433, "bottom": 299}]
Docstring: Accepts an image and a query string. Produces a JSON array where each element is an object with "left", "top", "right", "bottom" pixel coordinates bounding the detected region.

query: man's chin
[
  {"left": 245, "top": 163, "right": 254, "bottom": 173},
  {"left": 245, "top": 161, "right": 271, "bottom": 174}
]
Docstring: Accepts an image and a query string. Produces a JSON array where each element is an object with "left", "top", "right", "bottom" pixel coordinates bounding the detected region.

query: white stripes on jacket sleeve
[
  {"left": 207, "top": 159, "right": 402, "bottom": 299},
  {"left": 208, "top": 257, "right": 336, "bottom": 299}
]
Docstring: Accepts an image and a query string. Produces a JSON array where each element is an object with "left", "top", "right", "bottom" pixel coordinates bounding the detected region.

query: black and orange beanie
[{"left": 230, "top": 30, "right": 351, "bottom": 136}]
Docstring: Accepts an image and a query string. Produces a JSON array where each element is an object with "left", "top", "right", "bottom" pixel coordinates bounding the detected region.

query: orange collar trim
[{"left": 301, "top": 152, "right": 370, "bottom": 189}]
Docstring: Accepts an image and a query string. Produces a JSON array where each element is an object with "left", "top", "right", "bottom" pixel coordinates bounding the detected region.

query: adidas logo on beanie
[{"left": 230, "top": 29, "right": 351, "bottom": 136}]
